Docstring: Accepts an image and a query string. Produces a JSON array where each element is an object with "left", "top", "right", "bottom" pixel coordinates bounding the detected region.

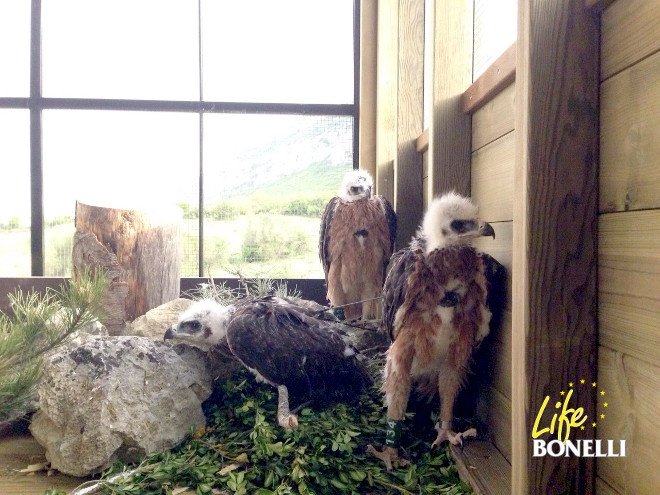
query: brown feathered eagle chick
[
  {"left": 164, "top": 295, "right": 372, "bottom": 430},
  {"left": 319, "top": 170, "right": 397, "bottom": 320},
  {"left": 367, "top": 191, "right": 506, "bottom": 470}
]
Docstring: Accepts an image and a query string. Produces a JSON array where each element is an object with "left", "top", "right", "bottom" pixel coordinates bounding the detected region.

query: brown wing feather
[
  {"left": 380, "top": 247, "right": 415, "bottom": 341},
  {"left": 319, "top": 196, "right": 339, "bottom": 283}
]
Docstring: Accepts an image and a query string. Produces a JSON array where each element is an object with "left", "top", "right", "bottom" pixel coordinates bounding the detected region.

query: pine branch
[{"left": 0, "top": 268, "right": 107, "bottom": 423}]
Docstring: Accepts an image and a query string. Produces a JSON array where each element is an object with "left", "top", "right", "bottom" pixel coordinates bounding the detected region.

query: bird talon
[
  {"left": 278, "top": 414, "right": 298, "bottom": 430},
  {"left": 432, "top": 424, "right": 477, "bottom": 448},
  {"left": 366, "top": 445, "right": 408, "bottom": 471}
]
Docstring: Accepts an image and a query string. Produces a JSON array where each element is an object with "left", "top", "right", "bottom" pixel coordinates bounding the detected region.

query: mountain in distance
[{"left": 204, "top": 116, "right": 353, "bottom": 201}]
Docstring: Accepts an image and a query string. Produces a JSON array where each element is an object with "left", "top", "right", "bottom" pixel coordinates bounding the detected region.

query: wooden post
[
  {"left": 394, "top": 0, "right": 424, "bottom": 248},
  {"left": 73, "top": 202, "right": 181, "bottom": 334},
  {"left": 513, "top": 0, "right": 599, "bottom": 493},
  {"left": 428, "top": 0, "right": 473, "bottom": 201},
  {"left": 376, "top": 0, "right": 397, "bottom": 202},
  {"left": 375, "top": 0, "right": 424, "bottom": 246}
]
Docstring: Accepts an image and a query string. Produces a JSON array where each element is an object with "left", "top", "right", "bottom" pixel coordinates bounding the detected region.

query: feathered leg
[
  {"left": 276, "top": 385, "right": 298, "bottom": 429},
  {"left": 367, "top": 338, "right": 414, "bottom": 470},
  {"left": 432, "top": 350, "right": 477, "bottom": 447},
  {"left": 360, "top": 283, "right": 382, "bottom": 320}
]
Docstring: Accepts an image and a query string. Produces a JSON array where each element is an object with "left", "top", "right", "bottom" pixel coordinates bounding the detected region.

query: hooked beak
[
  {"left": 479, "top": 222, "right": 495, "bottom": 239},
  {"left": 163, "top": 326, "right": 177, "bottom": 342}
]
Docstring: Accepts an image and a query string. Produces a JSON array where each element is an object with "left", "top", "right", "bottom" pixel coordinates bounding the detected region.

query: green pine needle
[{"left": 0, "top": 268, "right": 107, "bottom": 423}]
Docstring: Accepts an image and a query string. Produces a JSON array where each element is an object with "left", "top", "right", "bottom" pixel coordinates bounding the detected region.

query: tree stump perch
[{"left": 73, "top": 201, "right": 181, "bottom": 334}]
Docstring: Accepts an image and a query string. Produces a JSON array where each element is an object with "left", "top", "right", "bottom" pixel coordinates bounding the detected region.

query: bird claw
[
  {"left": 431, "top": 424, "right": 478, "bottom": 449},
  {"left": 278, "top": 414, "right": 298, "bottom": 430},
  {"left": 366, "top": 445, "right": 409, "bottom": 471}
]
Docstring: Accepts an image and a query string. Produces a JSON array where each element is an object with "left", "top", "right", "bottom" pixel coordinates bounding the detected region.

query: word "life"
[{"left": 532, "top": 389, "right": 587, "bottom": 442}]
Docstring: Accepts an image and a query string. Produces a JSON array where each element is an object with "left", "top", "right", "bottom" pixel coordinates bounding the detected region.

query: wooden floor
[
  {"left": 0, "top": 426, "right": 87, "bottom": 495},
  {"left": 450, "top": 440, "right": 511, "bottom": 495}
]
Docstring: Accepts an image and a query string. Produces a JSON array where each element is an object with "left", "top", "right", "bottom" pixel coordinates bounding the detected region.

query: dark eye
[
  {"left": 450, "top": 220, "right": 476, "bottom": 233},
  {"left": 190, "top": 320, "right": 201, "bottom": 330}
]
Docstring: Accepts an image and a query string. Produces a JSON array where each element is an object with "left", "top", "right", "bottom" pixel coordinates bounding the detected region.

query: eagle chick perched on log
[
  {"left": 319, "top": 170, "right": 397, "bottom": 320},
  {"left": 164, "top": 296, "right": 372, "bottom": 429},
  {"left": 368, "top": 192, "right": 506, "bottom": 470}
]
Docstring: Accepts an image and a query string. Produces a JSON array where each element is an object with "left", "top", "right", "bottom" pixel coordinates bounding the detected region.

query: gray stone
[
  {"left": 126, "top": 298, "right": 194, "bottom": 340},
  {"left": 30, "top": 335, "right": 212, "bottom": 477}
]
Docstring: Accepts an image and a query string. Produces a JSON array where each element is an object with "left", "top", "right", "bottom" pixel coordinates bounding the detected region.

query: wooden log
[{"left": 73, "top": 201, "right": 181, "bottom": 334}]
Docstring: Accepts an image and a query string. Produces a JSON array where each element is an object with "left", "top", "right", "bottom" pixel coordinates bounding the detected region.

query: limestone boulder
[
  {"left": 126, "top": 297, "right": 194, "bottom": 340},
  {"left": 30, "top": 335, "right": 212, "bottom": 477}
]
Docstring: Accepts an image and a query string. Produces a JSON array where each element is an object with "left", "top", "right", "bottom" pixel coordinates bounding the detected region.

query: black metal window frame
[{"left": 0, "top": 0, "right": 360, "bottom": 277}]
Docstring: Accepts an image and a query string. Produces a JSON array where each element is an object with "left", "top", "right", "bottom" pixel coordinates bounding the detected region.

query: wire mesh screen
[
  {"left": 40, "top": 110, "right": 200, "bottom": 277},
  {"left": 198, "top": 113, "right": 353, "bottom": 279},
  {"left": 29, "top": 110, "right": 352, "bottom": 278}
]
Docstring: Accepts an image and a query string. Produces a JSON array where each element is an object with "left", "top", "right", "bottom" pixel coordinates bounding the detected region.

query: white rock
[
  {"left": 30, "top": 335, "right": 211, "bottom": 477},
  {"left": 127, "top": 298, "right": 194, "bottom": 340}
]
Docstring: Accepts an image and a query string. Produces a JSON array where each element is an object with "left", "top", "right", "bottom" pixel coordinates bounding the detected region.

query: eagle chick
[
  {"left": 368, "top": 191, "right": 506, "bottom": 470},
  {"left": 164, "top": 295, "right": 372, "bottom": 430},
  {"left": 319, "top": 170, "right": 397, "bottom": 320}
]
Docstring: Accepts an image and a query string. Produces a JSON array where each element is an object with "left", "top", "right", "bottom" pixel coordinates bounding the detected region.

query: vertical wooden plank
[
  {"left": 514, "top": 0, "right": 599, "bottom": 493},
  {"left": 376, "top": 0, "right": 397, "bottom": 201},
  {"left": 359, "top": 0, "right": 377, "bottom": 180},
  {"left": 428, "top": 0, "right": 473, "bottom": 198},
  {"left": 394, "top": 0, "right": 424, "bottom": 247}
]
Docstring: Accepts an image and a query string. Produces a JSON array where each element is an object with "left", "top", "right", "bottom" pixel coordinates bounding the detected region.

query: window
[{"left": 0, "top": 0, "right": 358, "bottom": 278}]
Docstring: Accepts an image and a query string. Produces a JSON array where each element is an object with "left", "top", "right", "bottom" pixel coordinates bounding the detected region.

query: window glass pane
[
  {"left": 42, "top": 110, "right": 200, "bottom": 276},
  {"left": 202, "top": 0, "right": 354, "bottom": 104},
  {"left": 473, "top": 0, "right": 517, "bottom": 80},
  {"left": 42, "top": 0, "right": 199, "bottom": 100},
  {"left": 202, "top": 113, "right": 353, "bottom": 278},
  {"left": 0, "top": 1, "right": 31, "bottom": 97},
  {"left": 0, "top": 110, "right": 31, "bottom": 276}
]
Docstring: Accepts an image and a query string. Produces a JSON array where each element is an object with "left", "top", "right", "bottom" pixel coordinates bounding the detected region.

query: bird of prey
[
  {"left": 163, "top": 295, "right": 372, "bottom": 429},
  {"left": 319, "top": 170, "right": 397, "bottom": 320},
  {"left": 368, "top": 192, "right": 506, "bottom": 470}
]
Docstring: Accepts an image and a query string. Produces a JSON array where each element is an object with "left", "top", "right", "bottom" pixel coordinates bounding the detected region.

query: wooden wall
[
  {"left": 471, "top": 81, "right": 515, "bottom": 463},
  {"left": 468, "top": 0, "right": 517, "bottom": 465},
  {"left": 596, "top": 1, "right": 660, "bottom": 493},
  {"left": 377, "top": 0, "right": 600, "bottom": 493},
  {"left": 375, "top": 0, "right": 425, "bottom": 248}
]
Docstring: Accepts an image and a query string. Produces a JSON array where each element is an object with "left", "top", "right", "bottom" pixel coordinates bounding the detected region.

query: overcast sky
[{"left": 0, "top": 0, "right": 354, "bottom": 223}]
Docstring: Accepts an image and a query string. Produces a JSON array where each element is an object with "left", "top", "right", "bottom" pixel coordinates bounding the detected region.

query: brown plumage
[
  {"left": 368, "top": 192, "right": 506, "bottom": 470},
  {"left": 319, "top": 170, "right": 397, "bottom": 320}
]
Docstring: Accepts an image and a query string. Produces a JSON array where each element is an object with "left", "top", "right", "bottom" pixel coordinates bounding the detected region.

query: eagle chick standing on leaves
[
  {"left": 368, "top": 192, "right": 506, "bottom": 470},
  {"left": 319, "top": 170, "right": 397, "bottom": 320}
]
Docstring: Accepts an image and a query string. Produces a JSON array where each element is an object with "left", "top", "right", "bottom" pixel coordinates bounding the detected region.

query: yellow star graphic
[
  {"left": 601, "top": 414, "right": 605, "bottom": 419},
  {"left": 604, "top": 403, "right": 608, "bottom": 407},
  {"left": 560, "top": 391, "right": 565, "bottom": 396},
  {"left": 592, "top": 423, "right": 597, "bottom": 427},
  {"left": 581, "top": 426, "right": 585, "bottom": 430},
  {"left": 600, "top": 390, "right": 605, "bottom": 396},
  {"left": 592, "top": 382, "right": 597, "bottom": 387},
  {"left": 580, "top": 379, "right": 585, "bottom": 384},
  {"left": 569, "top": 382, "right": 573, "bottom": 387}
]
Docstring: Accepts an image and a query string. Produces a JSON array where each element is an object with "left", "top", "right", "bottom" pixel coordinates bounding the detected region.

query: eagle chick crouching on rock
[
  {"left": 164, "top": 295, "right": 372, "bottom": 429},
  {"left": 368, "top": 192, "right": 506, "bottom": 470},
  {"left": 319, "top": 170, "right": 397, "bottom": 320}
]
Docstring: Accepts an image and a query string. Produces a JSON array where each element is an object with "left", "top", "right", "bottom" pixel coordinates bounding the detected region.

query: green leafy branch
[{"left": 85, "top": 363, "right": 474, "bottom": 495}]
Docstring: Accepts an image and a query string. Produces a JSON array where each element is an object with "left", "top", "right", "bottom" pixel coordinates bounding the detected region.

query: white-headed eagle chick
[
  {"left": 368, "top": 192, "right": 506, "bottom": 470},
  {"left": 164, "top": 295, "right": 372, "bottom": 429},
  {"left": 319, "top": 170, "right": 397, "bottom": 320}
]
